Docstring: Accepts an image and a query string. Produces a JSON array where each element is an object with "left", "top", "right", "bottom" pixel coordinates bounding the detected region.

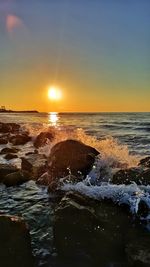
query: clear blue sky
[{"left": 0, "top": 0, "right": 150, "bottom": 111}]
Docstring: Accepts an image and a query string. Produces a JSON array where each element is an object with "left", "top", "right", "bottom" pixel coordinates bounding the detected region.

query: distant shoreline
[{"left": 0, "top": 110, "right": 39, "bottom": 113}]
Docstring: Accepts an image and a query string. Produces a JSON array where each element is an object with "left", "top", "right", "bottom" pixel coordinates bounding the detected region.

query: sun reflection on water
[{"left": 48, "top": 112, "right": 59, "bottom": 126}]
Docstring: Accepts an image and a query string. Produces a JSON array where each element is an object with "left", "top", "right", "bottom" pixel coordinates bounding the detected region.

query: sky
[{"left": 0, "top": 0, "right": 150, "bottom": 112}]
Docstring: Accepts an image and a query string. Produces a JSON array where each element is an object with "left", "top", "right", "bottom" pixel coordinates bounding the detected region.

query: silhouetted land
[{"left": 0, "top": 109, "right": 39, "bottom": 113}]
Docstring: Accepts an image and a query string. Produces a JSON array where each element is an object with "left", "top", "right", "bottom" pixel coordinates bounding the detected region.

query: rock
[
  {"left": 112, "top": 167, "right": 150, "bottom": 186},
  {"left": 4, "top": 153, "right": 18, "bottom": 160},
  {"left": 112, "top": 168, "right": 143, "bottom": 185},
  {"left": 25, "top": 150, "right": 38, "bottom": 156},
  {"left": 37, "top": 172, "right": 50, "bottom": 186},
  {"left": 0, "top": 136, "right": 8, "bottom": 144},
  {"left": 126, "top": 228, "right": 150, "bottom": 267},
  {"left": 47, "top": 139, "right": 99, "bottom": 183},
  {"left": 34, "top": 131, "right": 54, "bottom": 148},
  {"left": 0, "top": 163, "right": 18, "bottom": 183},
  {"left": 54, "top": 191, "right": 150, "bottom": 266},
  {"left": 139, "top": 169, "right": 150, "bottom": 185},
  {"left": 137, "top": 200, "right": 149, "bottom": 218},
  {"left": 3, "top": 170, "right": 30, "bottom": 186},
  {"left": 9, "top": 133, "right": 31, "bottom": 145},
  {"left": 0, "top": 122, "right": 20, "bottom": 133},
  {"left": 53, "top": 192, "right": 131, "bottom": 265},
  {"left": 138, "top": 157, "right": 150, "bottom": 168},
  {"left": 0, "top": 147, "right": 19, "bottom": 154},
  {"left": 0, "top": 214, "right": 34, "bottom": 267},
  {"left": 21, "top": 154, "right": 47, "bottom": 179}
]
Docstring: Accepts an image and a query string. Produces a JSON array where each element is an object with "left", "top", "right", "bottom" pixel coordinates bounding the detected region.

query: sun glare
[{"left": 48, "top": 87, "right": 62, "bottom": 101}]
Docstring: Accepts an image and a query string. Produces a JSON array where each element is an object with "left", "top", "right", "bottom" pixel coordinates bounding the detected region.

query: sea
[{"left": 0, "top": 112, "right": 150, "bottom": 266}]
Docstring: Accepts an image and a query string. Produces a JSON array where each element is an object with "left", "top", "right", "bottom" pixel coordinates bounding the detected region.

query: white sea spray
[{"left": 61, "top": 181, "right": 150, "bottom": 217}]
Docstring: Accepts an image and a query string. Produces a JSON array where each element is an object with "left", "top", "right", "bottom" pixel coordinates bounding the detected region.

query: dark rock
[
  {"left": 126, "top": 228, "right": 150, "bottom": 267},
  {"left": 9, "top": 133, "right": 31, "bottom": 145},
  {"left": 3, "top": 170, "right": 30, "bottom": 186},
  {"left": 21, "top": 154, "right": 47, "bottom": 179},
  {"left": 139, "top": 169, "right": 150, "bottom": 185},
  {"left": 34, "top": 131, "right": 54, "bottom": 148},
  {"left": 54, "top": 191, "right": 150, "bottom": 266},
  {"left": 0, "top": 136, "right": 8, "bottom": 144},
  {"left": 112, "top": 168, "right": 143, "bottom": 185},
  {"left": 25, "top": 150, "right": 38, "bottom": 156},
  {"left": 47, "top": 139, "right": 99, "bottom": 185},
  {"left": 0, "top": 163, "right": 18, "bottom": 183},
  {"left": 0, "top": 122, "right": 20, "bottom": 133},
  {"left": 0, "top": 147, "right": 19, "bottom": 154},
  {"left": 0, "top": 214, "right": 34, "bottom": 267},
  {"left": 37, "top": 172, "right": 50, "bottom": 186},
  {"left": 137, "top": 200, "right": 149, "bottom": 218},
  {"left": 53, "top": 192, "right": 132, "bottom": 265},
  {"left": 138, "top": 157, "right": 150, "bottom": 168},
  {"left": 4, "top": 153, "right": 18, "bottom": 160}
]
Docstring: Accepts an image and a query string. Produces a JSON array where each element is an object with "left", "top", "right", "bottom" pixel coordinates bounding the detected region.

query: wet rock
[
  {"left": 9, "top": 133, "right": 31, "bottom": 145},
  {"left": 48, "top": 139, "right": 99, "bottom": 183},
  {"left": 0, "top": 147, "right": 19, "bottom": 154},
  {"left": 0, "top": 136, "right": 8, "bottom": 144},
  {"left": 137, "top": 200, "right": 149, "bottom": 218},
  {"left": 0, "top": 214, "right": 34, "bottom": 267},
  {"left": 53, "top": 191, "right": 132, "bottom": 265},
  {"left": 37, "top": 171, "right": 50, "bottom": 186},
  {"left": 0, "top": 163, "right": 18, "bottom": 183},
  {"left": 4, "top": 153, "right": 18, "bottom": 160},
  {"left": 139, "top": 169, "right": 150, "bottom": 185},
  {"left": 0, "top": 122, "right": 20, "bottom": 133},
  {"left": 126, "top": 228, "right": 150, "bottom": 267},
  {"left": 112, "top": 168, "right": 143, "bottom": 185},
  {"left": 3, "top": 170, "right": 30, "bottom": 186},
  {"left": 34, "top": 131, "right": 54, "bottom": 148},
  {"left": 25, "top": 150, "right": 38, "bottom": 156},
  {"left": 21, "top": 154, "right": 47, "bottom": 179},
  {"left": 54, "top": 191, "right": 150, "bottom": 266},
  {"left": 138, "top": 157, "right": 150, "bottom": 168}
]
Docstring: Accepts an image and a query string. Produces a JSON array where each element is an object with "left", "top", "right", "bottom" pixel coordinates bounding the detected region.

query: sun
[{"left": 48, "top": 86, "right": 62, "bottom": 101}]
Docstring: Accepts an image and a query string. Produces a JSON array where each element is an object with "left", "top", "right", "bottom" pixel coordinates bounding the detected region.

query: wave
[
  {"left": 61, "top": 181, "right": 150, "bottom": 225},
  {"left": 24, "top": 125, "right": 139, "bottom": 168}
]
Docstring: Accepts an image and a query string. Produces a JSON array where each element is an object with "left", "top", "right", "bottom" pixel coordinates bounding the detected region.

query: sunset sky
[{"left": 0, "top": 0, "right": 150, "bottom": 112}]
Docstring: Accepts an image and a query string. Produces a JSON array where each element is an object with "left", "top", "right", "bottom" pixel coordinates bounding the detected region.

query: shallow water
[{"left": 0, "top": 112, "right": 150, "bottom": 266}]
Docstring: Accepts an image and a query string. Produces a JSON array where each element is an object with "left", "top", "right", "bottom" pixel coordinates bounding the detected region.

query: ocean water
[
  {"left": 0, "top": 112, "right": 150, "bottom": 156},
  {"left": 0, "top": 112, "right": 150, "bottom": 266}
]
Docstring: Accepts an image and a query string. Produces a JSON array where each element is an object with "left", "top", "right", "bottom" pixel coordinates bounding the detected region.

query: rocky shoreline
[{"left": 0, "top": 122, "right": 150, "bottom": 267}]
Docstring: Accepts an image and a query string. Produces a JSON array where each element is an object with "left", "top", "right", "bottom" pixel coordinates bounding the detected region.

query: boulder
[
  {"left": 138, "top": 156, "right": 150, "bottom": 168},
  {"left": 47, "top": 139, "right": 99, "bottom": 183},
  {"left": 54, "top": 191, "right": 150, "bottom": 266},
  {"left": 0, "top": 147, "right": 19, "bottom": 154},
  {"left": 3, "top": 170, "right": 31, "bottom": 186},
  {"left": 4, "top": 153, "right": 18, "bottom": 160},
  {"left": 0, "top": 163, "right": 18, "bottom": 183},
  {"left": 0, "top": 122, "right": 20, "bottom": 133},
  {"left": 53, "top": 192, "right": 132, "bottom": 265},
  {"left": 112, "top": 168, "right": 143, "bottom": 185},
  {"left": 0, "top": 214, "right": 34, "bottom": 267},
  {"left": 9, "top": 133, "right": 31, "bottom": 146},
  {"left": 21, "top": 154, "right": 47, "bottom": 180},
  {"left": 34, "top": 131, "right": 54, "bottom": 148}
]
